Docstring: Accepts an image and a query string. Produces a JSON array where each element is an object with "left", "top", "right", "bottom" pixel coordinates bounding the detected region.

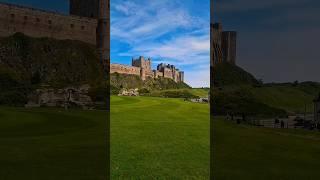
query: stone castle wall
[
  {"left": 163, "top": 68, "right": 173, "bottom": 79},
  {"left": 153, "top": 70, "right": 163, "bottom": 78},
  {"left": 110, "top": 64, "right": 140, "bottom": 76},
  {"left": 0, "top": 2, "right": 97, "bottom": 44}
]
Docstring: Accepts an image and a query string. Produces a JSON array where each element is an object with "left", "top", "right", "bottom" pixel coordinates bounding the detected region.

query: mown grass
[
  {"left": 111, "top": 96, "right": 210, "bottom": 179},
  {"left": 214, "top": 118, "right": 320, "bottom": 180},
  {"left": 0, "top": 107, "right": 107, "bottom": 180}
]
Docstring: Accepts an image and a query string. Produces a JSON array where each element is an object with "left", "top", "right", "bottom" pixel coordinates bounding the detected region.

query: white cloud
[
  {"left": 186, "top": 67, "right": 210, "bottom": 88},
  {"left": 121, "top": 34, "right": 209, "bottom": 65}
]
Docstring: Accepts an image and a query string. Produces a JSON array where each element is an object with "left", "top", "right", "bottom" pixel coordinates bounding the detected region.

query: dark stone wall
[{"left": 0, "top": 3, "right": 97, "bottom": 44}]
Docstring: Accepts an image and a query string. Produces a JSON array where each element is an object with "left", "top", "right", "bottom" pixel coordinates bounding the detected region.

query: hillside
[
  {"left": 213, "top": 62, "right": 259, "bottom": 87},
  {"left": 110, "top": 73, "right": 191, "bottom": 95},
  {"left": 0, "top": 33, "right": 105, "bottom": 105},
  {"left": 0, "top": 33, "right": 103, "bottom": 87},
  {"left": 213, "top": 63, "right": 320, "bottom": 116}
]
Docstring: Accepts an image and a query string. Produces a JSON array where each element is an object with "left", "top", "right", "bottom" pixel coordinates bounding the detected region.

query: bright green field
[
  {"left": 111, "top": 96, "right": 210, "bottom": 179},
  {"left": 0, "top": 107, "right": 107, "bottom": 180},
  {"left": 214, "top": 119, "right": 320, "bottom": 180}
]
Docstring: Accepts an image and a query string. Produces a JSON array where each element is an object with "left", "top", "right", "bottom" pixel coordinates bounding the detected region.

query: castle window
[
  {"left": 81, "top": 26, "right": 85, "bottom": 30},
  {"left": 36, "top": 18, "right": 40, "bottom": 22},
  {"left": 70, "top": 24, "right": 74, "bottom": 28},
  {"left": 48, "top": 20, "right": 52, "bottom": 25},
  {"left": 10, "top": 14, "right": 15, "bottom": 18},
  {"left": 24, "top": 16, "right": 28, "bottom": 21}
]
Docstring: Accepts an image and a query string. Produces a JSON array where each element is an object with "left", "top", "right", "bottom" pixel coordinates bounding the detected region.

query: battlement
[{"left": 0, "top": 2, "right": 98, "bottom": 44}]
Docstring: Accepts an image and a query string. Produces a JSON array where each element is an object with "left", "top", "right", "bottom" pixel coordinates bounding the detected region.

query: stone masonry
[{"left": 0, "top": 2, "right": 98, "bottom": 44}]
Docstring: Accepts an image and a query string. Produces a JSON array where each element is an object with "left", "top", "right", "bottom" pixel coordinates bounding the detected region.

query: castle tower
[
  {"left": 140, "top": 67, "right": 146, "bottom": 81},
  {"left": 222, "top": 31, "right": 237, "bottom": 64},
  {"left": 179, "top": 71, "right": 184, "bottom": 82},
  {"left": 132, "top": 56, "right": 153, "bottom": 80},
  {"left": 70, "top": 0, "right": 100, "bottom": 18},
  {"left": 97, "top": 0, "right": 110, "bottom": 71}
]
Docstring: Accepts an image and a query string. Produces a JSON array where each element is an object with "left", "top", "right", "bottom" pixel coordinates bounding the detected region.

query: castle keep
[
  {"left": 110, "top": 56, "right": 184, "bottom": 83},
  {"left": 0, "top": 2, "right": 99, "bottom": 44}
]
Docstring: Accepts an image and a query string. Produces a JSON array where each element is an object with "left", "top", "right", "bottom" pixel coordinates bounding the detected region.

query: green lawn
[
  {"left": 0, "top": 107, "right": 107, "bottom": 180},
  {"left": 2, "top": 96, "right": 320, "bottom": 179},
  {"left": 214, "top": 118, "right": 320, "bottom": 180},
  {"left": 111, "top": 96, "right": 210, "bottom": 179}
]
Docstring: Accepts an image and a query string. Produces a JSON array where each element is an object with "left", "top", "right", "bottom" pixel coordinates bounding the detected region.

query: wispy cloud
[{"left": 111, "top": 0, "right": 210, "bottom": 87}]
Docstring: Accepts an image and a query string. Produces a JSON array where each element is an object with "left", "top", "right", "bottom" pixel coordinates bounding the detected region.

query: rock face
[
  {"left": 190, "top": 97, "right": 209, "bottom": 103},
  {"left": 118, "top": 88, "right": 139, "bottom": 96},
  {"left": 25, "top": 84, "right": 93, "bottom": 109}
]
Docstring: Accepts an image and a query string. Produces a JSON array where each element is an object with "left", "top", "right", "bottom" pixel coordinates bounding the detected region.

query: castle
[{"left": 110, "top": 56, "right": 184, "bottom": 83}]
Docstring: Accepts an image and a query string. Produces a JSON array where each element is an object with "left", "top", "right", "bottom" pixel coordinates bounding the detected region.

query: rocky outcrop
[
  {"left": 25, "top": 84, "right": 93, "bottom": 109},
  {"left": 118, "top": 88, "right": 139, "bottom": 96}
]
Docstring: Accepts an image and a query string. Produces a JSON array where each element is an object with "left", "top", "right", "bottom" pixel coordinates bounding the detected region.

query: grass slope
[
  {"left": 214, "top": 62, "right": 259, "bottom": 87},
  {"left": 110, "top": 73, "right": 190, "bottom": 94},
  {"left": 111, "top": 96, "right": 210, "bottom": 179},
  {"left": 0, "top": 33, "right": 105, "bottom": 105},
  {"left": 0, "top": 107, "right": 107, "bottom": 180},
  {"left": 213, "top": 62, "right": 320, "bottom": 115},
  {"left": 0, "top": 33, "right": 103, "bottom": 87},
  {"left": 214, "top": 118, "right": 320, "bottom": 179},
  {"left": 250, "top": 85, "right": 317, "bottom": 114}
]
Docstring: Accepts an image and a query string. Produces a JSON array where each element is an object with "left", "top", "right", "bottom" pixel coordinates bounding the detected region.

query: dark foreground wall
[{"left": 0, "top": 2, "right": 97, "bottom": 44}]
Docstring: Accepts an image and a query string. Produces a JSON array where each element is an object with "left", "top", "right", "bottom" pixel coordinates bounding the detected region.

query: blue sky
[
  {"left": 111, "top": 0, "right": 210, "bottom": 87},
  {"left": 215, "top": 0, "right": 320, "bottom": 83},
  {"left": 0, "top": 0, "right": 69, "bottom": 13}
]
